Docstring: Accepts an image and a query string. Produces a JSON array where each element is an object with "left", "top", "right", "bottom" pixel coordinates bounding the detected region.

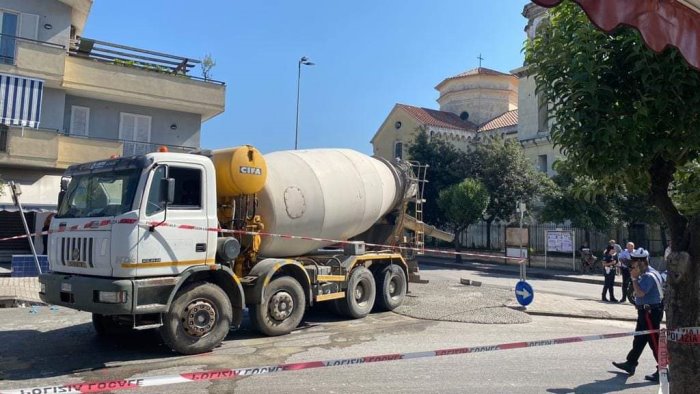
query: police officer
[
  {"left": 612, "top": 248, "right": 664, "bottom": 382},
  {"left": 617, "top": 242, "right": 635, "bottom": 303}
]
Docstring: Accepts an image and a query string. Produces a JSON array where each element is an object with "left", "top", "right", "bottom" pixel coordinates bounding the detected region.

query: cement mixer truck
[{"left": 38, "top": 146, "right": 424, "bottom": 354}]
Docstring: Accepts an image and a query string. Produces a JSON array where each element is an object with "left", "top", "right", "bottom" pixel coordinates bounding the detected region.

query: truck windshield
[{"left": 56, "top": 170, "right": 141, "bottom": 218}]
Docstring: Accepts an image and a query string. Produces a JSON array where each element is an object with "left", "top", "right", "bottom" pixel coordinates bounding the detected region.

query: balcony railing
[
  {"left": 0, "top": 126, "right": 199, "bottom": 168},
  {"left": 68, "top": 36, "right": 224, "bottom": 85},
  {"left": 0, "top": 33, "right": 65, "bottom": 65}
]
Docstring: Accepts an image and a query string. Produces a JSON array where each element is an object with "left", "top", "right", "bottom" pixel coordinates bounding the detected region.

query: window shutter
[
  {"left": 18, "top": 13, "right": 39, "bottom": 41},
  {"left": 120, "top": 113, "right": 151, "bottom": 156},
  {"left": 70, "top": 106, "right": 89, "bottom": 136}
]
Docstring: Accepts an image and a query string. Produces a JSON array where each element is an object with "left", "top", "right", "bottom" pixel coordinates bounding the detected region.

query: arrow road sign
[{"left": 515, "top": 280, "right": 534, "bottom": 306}]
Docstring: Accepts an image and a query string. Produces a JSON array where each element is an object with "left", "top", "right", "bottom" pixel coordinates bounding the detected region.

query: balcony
[
  {"left": 0, "top": 34, "right": 66, "bottom": 87},
  {"left": 0, "top": 126, "right": 122, "bottom": 169},
  {"left": 0, "top": 126, "right": 199, "bottom": 169},
  {"left": 64, "top": 37, "right": 226, "bottom": 120}
]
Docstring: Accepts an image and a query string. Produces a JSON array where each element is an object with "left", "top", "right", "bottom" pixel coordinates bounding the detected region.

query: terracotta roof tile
[
  {"left": 436, "top": 67, "right": 517, "bottom": 89},
  {"left": 478, "top": 110, "right": 518, "bottom": 132},
  {"left": 397, "top": 104, "right": 477, "bottom": 131}
]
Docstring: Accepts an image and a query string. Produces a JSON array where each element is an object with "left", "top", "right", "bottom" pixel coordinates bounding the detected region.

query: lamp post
[{"left": 295, "top": 56, "right": 314, "bottom": 150}]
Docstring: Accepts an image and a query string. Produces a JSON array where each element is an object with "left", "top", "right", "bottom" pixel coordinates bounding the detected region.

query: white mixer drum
[{"left": 257, "top": 149, "right": 399, "bottom": 257}]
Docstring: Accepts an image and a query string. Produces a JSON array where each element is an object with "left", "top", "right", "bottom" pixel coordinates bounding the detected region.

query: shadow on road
[
  {"left": 0, "top": 305, "right": 350, "bottom": 381},
  {"left": 546, "top": 371, "right": 656, "bottom": 393}
]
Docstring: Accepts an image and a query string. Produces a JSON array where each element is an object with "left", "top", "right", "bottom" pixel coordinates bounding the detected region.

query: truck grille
[{"left": 60, "top": 237, "right": 95, "bottom": 268}]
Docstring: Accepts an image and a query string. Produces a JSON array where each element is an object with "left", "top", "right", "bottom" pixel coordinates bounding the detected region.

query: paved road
[
  {"left": 420, "top": 266, "right": 627, "bottom": 301},
  {"left": 0, "top": 305, "right": 659, "bottom": 393}
]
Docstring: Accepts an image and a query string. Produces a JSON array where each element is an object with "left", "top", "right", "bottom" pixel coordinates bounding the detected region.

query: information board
[{"left": 546, "top": 230, "right": 574, "bottom": 253}]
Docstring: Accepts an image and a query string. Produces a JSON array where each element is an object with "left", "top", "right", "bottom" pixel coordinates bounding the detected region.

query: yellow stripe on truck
[{"left": 121, "top": 258, "right": 215, "bottom": 269}]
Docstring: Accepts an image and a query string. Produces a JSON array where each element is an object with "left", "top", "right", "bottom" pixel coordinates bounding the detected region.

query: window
[
  {"left": 70, "top": 106, "right": 90, "bottom": 136},
  {"left": 56, "top": 170, "right": 141, "bottom": 218},
  {"left": 145, "top": 166, "right": 202, "bottom": 215},
  {"left": 538, "top": 154, "right": 548, "bottom": 173},
  {"left": 394, "top": 141, "right": 403, "bottom": 160},
  {"left": 0, "top": 11, "right": 18, "bottom": 65},
  {"left": 119, "top": 113, "right": 152, "bottom": 156},
  {"left": 145, "top": 166, "right": 166, "bottom": 216},
  {"left": 170, "top": 167, "right": 202, "bottom": 209},
  {"left": 537, "top": 92, "right": 549, "bottom": 133}
]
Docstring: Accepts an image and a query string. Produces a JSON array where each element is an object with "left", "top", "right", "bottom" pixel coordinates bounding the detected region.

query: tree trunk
[
  {"left": 647, "top": 157, "right": 698, "bottom": 393},
  {"left": 486, "top": 218, "right": 494, "bottom": 250},
  {"left": 454, "top": 228, "right": 463, "bottom": 264},
  {"left": 665, "top": 222, "right": 700, "bottom": 393}
]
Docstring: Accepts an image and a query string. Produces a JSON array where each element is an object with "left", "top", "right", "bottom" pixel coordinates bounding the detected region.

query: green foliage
[
  {"left": 202, "top": 54, "right": 216, "bottom": 80},
  {"left": 438, "top": 178, "right": 489, "bottom": 233},
  {"left": 673, "top": 160, "right": 700, "bottom": 215},
  {"left": 471, "top": 136, "right": 554, "bottom": 224},
  {"left": 525, "top": 1, "right": 700, "bottom": 192},
  {"left": 540, "top": 159, "right": 662, "bottom": 229},
  {"left": 539, "top": 160, "right": 617, "bottom": 229},
  {"left": 408, "top": 130, "right": 472, "bottom": 227}
]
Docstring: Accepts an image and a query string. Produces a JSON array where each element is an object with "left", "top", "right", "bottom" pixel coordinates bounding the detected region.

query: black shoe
[
  {"left": 612, "top": 361, "right": 636, "bottom": 376},
  {"left": 610, "top": 298, "right": 619, "bottom": 302},
  {"left": 644, "top": 371, "right": 659, "bottom": 382},
  {"left": 619, "top": 299, "right": 626, "bottom": 303},
  {"left": 602, "top": 297, "right": 609, "bottom": 302}
]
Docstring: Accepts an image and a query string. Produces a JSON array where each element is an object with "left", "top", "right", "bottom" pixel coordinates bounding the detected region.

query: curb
[{"left": 418, "top": 258, "right": 620, "bottom": 286}]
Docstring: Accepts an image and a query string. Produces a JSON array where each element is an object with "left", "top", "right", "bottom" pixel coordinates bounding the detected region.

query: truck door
[{"left": 130, "top": 163, "right": 211, "bottom": 277}]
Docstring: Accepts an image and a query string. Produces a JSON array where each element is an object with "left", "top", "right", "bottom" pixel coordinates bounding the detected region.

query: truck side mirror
[
  {"left": 60, "top": 176, "right": 71, "bottom": 191},
  {"left": 160, "top": 178, "right": 175, "bottom": 205}
]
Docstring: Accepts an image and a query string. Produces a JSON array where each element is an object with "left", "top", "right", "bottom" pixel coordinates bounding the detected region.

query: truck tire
[
  {"left": 160, "top": 281, "right": 232, "bottom": 355},
  {"left": 250, "top": 276, "right": 306, "bottom": 336},
  {"left": 374, "top": 264, "right": 407, "bottom": 311},
  {"left": 92, "top": 313, "right": 132, "bottom": 337},
  {"left": 337, "top": 266, "right": 376, "bottom": 319}
]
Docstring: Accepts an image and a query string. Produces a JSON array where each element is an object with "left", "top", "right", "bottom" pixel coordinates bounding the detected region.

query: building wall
[
  {"left": 521, "top": 141, "right": 562, "bottom": 177},
  {"left": 437, "top": 75, "right": 519, "bottom": 125},
  {"left": 63, "top": 96, "right": 202, "bottom": 148},
  {"left": 515, "top": 73, "right": 541, "bottom": 141},
  {"left": 0, "top": 0, "right": 72, "bottom": 47},
  {"left": 40, "top": 87, "right": 66, "bottom": 130},
  {"left": 372, "top": 108, "right": 423, "bottom": 161}
]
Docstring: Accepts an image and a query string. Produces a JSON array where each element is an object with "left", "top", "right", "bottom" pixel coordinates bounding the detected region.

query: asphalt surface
[{"left": 0, "top": 269, "right": 661, "bottom": 394}]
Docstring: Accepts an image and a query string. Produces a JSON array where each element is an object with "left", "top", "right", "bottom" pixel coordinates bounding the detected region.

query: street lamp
[{"left": 295, "top": 56, "right": 315, "bottom": 150}]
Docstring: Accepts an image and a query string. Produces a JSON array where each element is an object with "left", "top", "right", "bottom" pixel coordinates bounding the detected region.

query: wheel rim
[
  {"left": 355, "top": 280, "right": 370, "bottom": 306},
  {"left": 269, "top": 291, "right": 295, "bottom": 322},
  {"left": 183, "top": 299, "right": 217, "bottom": 337},
  {"left": 389, "top": 277, "right": 398, "bottom": 298}
]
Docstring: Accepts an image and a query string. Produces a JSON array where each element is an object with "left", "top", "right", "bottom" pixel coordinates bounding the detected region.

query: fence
[{"left": 452, "top": 222, "right": 667, "bottom": 258}]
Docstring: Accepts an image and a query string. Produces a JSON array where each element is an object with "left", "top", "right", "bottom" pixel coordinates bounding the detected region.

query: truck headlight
[{"left": 97, "top": 291, "right": 127, "bottom": 304}]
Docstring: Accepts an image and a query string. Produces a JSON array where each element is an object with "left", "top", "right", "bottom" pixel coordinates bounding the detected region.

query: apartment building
[{"left": 0, "top": 0, "right": 225, "bottom": 262}]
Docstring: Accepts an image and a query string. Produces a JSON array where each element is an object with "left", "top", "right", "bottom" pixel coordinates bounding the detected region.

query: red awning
[{"left": 532, "top": 0, "right": 700, "bottom": 69}]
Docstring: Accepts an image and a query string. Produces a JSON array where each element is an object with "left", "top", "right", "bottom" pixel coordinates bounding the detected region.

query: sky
[{"left": 84, "top": 0, "right": 531, "bottom": 155}]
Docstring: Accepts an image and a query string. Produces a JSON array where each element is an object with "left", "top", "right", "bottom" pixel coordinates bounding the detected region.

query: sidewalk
[
  {"left": 418, "top": 254, "right": 618, "bottom": 286},
  {"left": 0, "top": 277, "right": 42, "bottom": 306}
]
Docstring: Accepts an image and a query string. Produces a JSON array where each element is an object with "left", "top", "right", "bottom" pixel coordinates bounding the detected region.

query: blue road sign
[{"left": 515, "top": 280, "right": 534, "bottom": 306}]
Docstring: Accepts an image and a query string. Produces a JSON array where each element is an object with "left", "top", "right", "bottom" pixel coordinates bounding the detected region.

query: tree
[
  {"left": 526, "top": 2, "right": 700, "bottom": 389},
  {"left": 201, "top": 54, "right": 216, "bottom": 81},
  {"left": 408, "top": 130, "right": 472, "bottom": 227},
  {"left": 539, "top": 160, "right": 619, "bottom": 244},
  {"left": 438, "top": 178, "right": 489, "bottom": 262},
  {"left": 471, "top": 136, "right": 553, "bottom": 249}
]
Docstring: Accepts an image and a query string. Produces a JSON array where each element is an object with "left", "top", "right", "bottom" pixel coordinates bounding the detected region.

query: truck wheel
[
  {"left": 160, "top": 281, "right": 232, "bottom": 355},
  {"left": 375, "top": 265, "right": 407, "bottom": 311},
  {"left": 338, "top": 266, "right": 376, "bottom": 319},
  {"left": 250, "top": 276, "right": 306, "bottom": 336},
  {"left": 92, "top": 313, "right": 132, "bottom": 337}
]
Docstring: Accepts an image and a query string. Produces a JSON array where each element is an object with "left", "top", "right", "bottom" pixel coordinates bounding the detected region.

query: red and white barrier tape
[
  {"left": 658, "top": 329, "right": 669, "bottom": 394},
  {"left": 0, "top": 328, "right": 665, "bottom": 394},
  {"left": 0, "top": 218, "right": 526, "bottom": 262}
]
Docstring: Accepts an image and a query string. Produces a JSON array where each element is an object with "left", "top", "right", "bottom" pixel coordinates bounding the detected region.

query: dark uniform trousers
[
  {"left": 619, "top": 267, "right": 631, "bottom": 299},
  {"left": 626, "top": 305, "right": 663, "bottom": 366}
]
